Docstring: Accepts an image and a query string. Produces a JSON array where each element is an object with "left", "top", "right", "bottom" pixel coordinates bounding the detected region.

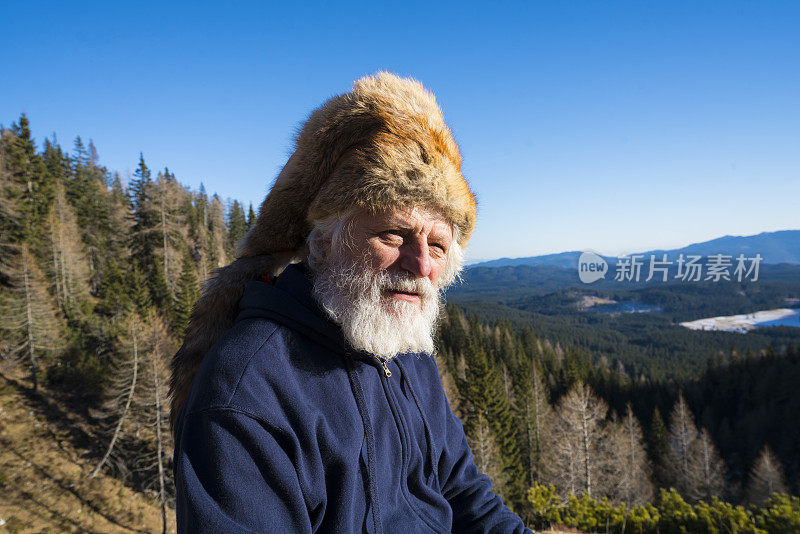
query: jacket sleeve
[
  {"left": 423, "top": 358, "right": 531, "bottom": 533},
  {"left": 174, "top": 408, "right": 313, "bottom": 533},
  {"left": 437, "top": 409, "right": 532, "bottom": 533}
]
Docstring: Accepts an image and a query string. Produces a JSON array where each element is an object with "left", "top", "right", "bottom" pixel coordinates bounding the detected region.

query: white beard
[{"left": 309, "top": 251, "right": 443, "bottom": 359}]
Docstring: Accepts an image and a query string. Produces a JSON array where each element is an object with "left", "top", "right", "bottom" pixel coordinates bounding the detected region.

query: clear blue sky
[{"left": 2, "top": 1, "right": 798, "bottom": 262}]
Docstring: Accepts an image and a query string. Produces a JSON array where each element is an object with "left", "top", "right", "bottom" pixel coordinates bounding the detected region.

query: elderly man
[{"left": 171, "top": 72, "right": 531, "bottom": 533}]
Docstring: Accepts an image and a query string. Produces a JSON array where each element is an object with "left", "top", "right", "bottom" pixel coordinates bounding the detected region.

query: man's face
[
  {"left": 347, "top": 207, "right": 454, "bottom": 307},
  {"left": 309, "top": 207, "right": 456, "bottom": 358}
]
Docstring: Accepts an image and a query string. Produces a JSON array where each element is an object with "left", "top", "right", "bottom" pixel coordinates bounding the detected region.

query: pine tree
[
  {"left": 67, "top": 135, "right": 117, "bottom": 286},
  {"left": 129, "top": 153, "right": 159, "bottom": 268},
  {"left": 226, "top": 199, "right": 246, "bottom": 254},
  {"left": 0, "top": 139, "right": 23, "bottom": 254},
  {"left": 463, "top": 347, "right": 522, "bottom": 500},
  {"left": 129, "top": 266, "right": 153, "bottom": 315},
  {"left": 150, "top": 260, "right": 172, "bottom": 312},
  {"left": 648, "top": 407, "right": 669, "bottom": 487},
  {"left": 1, "top": 115, "right": 49, "bottom": 241},
  {"left": 246, "top": 203, "right": 256, "bottom": 231},
  {"left": 173, "top": 250, "right": 199, "bottom": 336}
]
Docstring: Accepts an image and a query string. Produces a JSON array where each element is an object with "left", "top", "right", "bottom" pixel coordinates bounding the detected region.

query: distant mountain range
[{"left": 470, "top": 230, "right": 800, "bottom": 268}]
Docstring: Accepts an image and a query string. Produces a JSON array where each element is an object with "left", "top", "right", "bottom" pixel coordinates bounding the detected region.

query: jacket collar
[{"left": 236, "top": 262, "right": 352, "bottom": 356}]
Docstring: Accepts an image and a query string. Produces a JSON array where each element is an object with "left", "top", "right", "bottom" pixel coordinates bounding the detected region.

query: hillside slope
[{"left": 0, "top": 372, "right": 175, "bottom": 534}]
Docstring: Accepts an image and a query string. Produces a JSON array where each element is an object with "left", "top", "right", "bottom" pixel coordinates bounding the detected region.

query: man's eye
[
  {"left": 379, "top": 231, "right": 403, "bottom": 242},
  {"left": 430, "top": 242, "right": 446, "bottom": 252}
]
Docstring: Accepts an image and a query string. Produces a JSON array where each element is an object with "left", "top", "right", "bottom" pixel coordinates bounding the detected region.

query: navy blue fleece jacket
[{"left": 173, "top": 263, "right": 531, "bottom": 533}]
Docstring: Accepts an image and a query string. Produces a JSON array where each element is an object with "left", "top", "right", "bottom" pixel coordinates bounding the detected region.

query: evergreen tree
[
  {"left": 173, "top": 250, "right": 199, "bottom": 336},
  {"left": 463, "top": 347, "right": 523, "bottom": 501},
  {"left": 129, "top": 153, "right": 159, "bottom": 266},
  {"left": 150, "top": 260, "right": 172, "bottom": 312},
  {"left": 226, "top": 199, "right": 246, "bottom": 254},
  {"left": 129, "top": 266, "right": 153, "bottom": 315},
  {"left": 246, "top": 202, "right": 256, "bottom": 231},
  {"left": 1, "top": 114, "right": 49, "bottom": 241},
  {"left": 0, "top": 138, "right": 23, "bottom": 255},
  {"left": 648, "top": 407, "right": 669, "bottom": 487}
]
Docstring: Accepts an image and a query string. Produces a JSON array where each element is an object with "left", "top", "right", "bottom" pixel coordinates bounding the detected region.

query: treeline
[
  {"left": 451, "top": 276, "right": 800, "bottom": 381},
  {"left": 435, "top": 305, "right": 799, "bottom": 525},
  {"left": 0, "top": 114, "right": 253, "bottom": 532}
]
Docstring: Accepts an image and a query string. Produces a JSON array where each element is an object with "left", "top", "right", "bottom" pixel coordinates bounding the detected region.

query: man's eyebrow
[{"left": 375, "top": 219, "right": 414, "bottom": 231}]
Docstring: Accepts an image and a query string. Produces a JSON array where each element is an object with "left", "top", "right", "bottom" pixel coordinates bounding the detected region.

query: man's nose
[{"left": 399, "top": 240, "right": 432, "bottom": 279}]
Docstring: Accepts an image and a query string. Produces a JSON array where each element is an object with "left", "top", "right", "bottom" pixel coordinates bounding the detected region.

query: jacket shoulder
[
  {"left": 181, "top": 317, "right": 347, "bottom": 421},
  {"left": 181, "top": 318, "right": 282, "bottom": 417}
]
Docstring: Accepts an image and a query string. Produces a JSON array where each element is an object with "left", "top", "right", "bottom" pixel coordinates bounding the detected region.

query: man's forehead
[{"left": 366, "top": 207, "right": 451, "bottom": 230}]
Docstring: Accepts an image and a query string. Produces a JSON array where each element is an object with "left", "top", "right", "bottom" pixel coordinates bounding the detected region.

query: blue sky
[{"left": 2, "top": 1, "right": 798, "bottom": 261}]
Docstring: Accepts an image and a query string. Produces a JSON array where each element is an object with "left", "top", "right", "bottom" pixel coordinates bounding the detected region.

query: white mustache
[{"left": 380, "top": 271, "right": 437, "bottom": 299}]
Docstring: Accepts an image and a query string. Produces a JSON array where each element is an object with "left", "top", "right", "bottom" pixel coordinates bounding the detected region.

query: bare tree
[
  {"left": 666, "top": 391, "right": 698, "bottom": 496},
  {"left": 470, "top": 413, "right": 508, "bottom": 495},
  {"left": 685, "top": 428, "right": 727, "bottom": 502},
  {"left": 519, "top": 362, "right": 552, "bottom": 487},
  {"left": 435, "top": 352, "right": 462, "bottom": 417},
  {"left": 91, "top": 311, "right": 173, "bottom": 533},
  {"left": 92, "top": 312, "right": 143, "bottom": 478},
  {"left": 500, "top": 362, "right": 513, "bottom": 402},
  {"left": 545, "top": 382, "right": 608, "bottom": 499},
  {"left": 207, "top": 194, "right": 228, "bottom": 270},
  {"left": 745, "top": 445, "right": 788, "bottom": 505},
  {"left": 133, "top": 312, "right": 173, "bottom": 534},
  {"left": 154, "top": 171, "right": 188, "bottom": 289},
  {"left": 607, "top": 404, "right": 653, "bottom": 505},
  {"left": 0, "top": 245, "right": 64, "bottom": 390},
  {"left": 47, "top": 181, "right": 91, "bottom": 315}
]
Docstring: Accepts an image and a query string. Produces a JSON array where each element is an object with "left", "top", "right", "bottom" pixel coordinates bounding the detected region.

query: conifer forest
[{"left": 1, "top": 114, "right": 799, "bottom": 533}]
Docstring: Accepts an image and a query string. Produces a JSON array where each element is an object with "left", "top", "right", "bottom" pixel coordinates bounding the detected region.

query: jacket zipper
[
  {"left": 374, "top": 355, "right": 392, "bottom": 377},
  {"left": 378, "top": 358, "right": 442, "bottom": 532}
]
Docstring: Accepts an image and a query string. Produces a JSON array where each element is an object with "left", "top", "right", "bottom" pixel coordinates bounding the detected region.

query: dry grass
[{"left": 0, "top": 372, "right": 175, "bottom": 534}]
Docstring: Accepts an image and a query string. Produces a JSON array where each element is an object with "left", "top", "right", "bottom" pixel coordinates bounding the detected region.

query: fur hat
[{"left": 169, "top": 71, "right": 477, "bottom": 425}]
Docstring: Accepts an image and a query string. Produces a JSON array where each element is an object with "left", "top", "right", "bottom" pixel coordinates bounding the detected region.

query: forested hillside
[
  {"left": 436, "top": 305, "right": 800, "bottom": 529},
  {"left": 0, "top": 114, "right": 251, "bottom": 533},
  {"left": 448, "top": 264, "right": 800, "bottom": 380},
  {"left": 1, "top": 114, "right": 798, "bottom": 533}
]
